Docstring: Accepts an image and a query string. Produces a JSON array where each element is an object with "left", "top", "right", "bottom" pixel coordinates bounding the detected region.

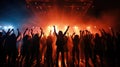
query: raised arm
[
  {"left": 99, "top": 29, "right": 104, "bottom": 36},
  {"left": 7, "top": 29, "right": 13, "bottom": 35},
  {"left": 31, "top": 29, "right": 34, "bottom": 37},
  {"left": 2, "top": 29, "right": 11, "bottom": 37},
  {"left": 79, "top": 30, "right": 84, "bottom": 39},
  {"left": 11, "top": 29, "right": 15, "bottom": 34},
  {"left": 53, "top": 26, "right": 57, "bottom": 36},
  {"left": 16, "top": 28, "right": 21, "bottom": 39},
  {"left": 2, "top": 29, "right": 7, "bottom": 34},
  {"left": 102, "top": 28, "right": 107, "bottom": 35},
  {"left": 110, "top": 27, "right": 115, "bottom": 37},
  {"left": 23, "top": 28, "right": 28, "bottom": 36},
  {"left": 63, "top": 26, "right": 69, "bottom": 36},
  {"left": 40, "top": 27, "right": 43, "bottom": 38},
  {"left": 71, "top": 32, "right": 75, "bottom": 40}
]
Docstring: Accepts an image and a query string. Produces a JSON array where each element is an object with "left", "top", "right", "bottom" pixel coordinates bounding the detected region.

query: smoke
[
  {"left": 0, "top": 0, "right": 119, "bottom": 34},
  {"left": 23, "top": 3, "right": 120, "bottom": 34},
  {"left": 85, "top": 9, "right": 120, "bottom": 32},
  {"left": 0, "top": 0, "right": 30, "bottom": 28}
]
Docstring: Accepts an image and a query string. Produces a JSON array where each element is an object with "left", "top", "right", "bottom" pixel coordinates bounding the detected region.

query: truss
[{"left": 25, "top": 0, "right": 94, "bottom": 16}]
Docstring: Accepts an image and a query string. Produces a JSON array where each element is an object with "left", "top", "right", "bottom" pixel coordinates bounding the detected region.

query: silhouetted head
[
  {"left": 58, "top": 31, "right": 63, "bottom": 36},
  {"left": 34, "top": 33, "right": 39, "bottom": 38},
  {"left": 95, "top": 33, "right": 100, "bottom": 38},
  {"left": 74, "top": 35, "right": 79, "bottom": 40},
  {"left": 24, "top": 35, "right": 31, "bottom": 41},
  {"left": 73, "top": 35, "right": 79, "bottom": 45}
]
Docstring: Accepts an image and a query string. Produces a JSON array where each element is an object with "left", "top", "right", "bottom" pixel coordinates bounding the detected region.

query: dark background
[{"left": 0, "top": 0, "right": 120, "bottom": 27}]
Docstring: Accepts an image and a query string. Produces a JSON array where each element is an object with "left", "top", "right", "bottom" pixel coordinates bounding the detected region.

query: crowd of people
[{"left": 0, "top": 26, "right": 120, "bottom": 67}]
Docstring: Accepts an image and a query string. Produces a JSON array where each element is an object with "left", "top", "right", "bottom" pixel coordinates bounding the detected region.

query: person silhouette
[
  {"left": 2, "top": 29, "right": 20, "bottom": 67},
  {"left": 0, "top": 31, "right": 5, "bottom": 66},
  {"left": 20, "top": 28, "right": 32, "bottom": 67},
  {"left": 45, "top": 34, "right": 53, "bottom": 67},
  {"left": 53, "top": 25, "right": 69, "bottom": 67},
  {"left": 71, "top": 33, "right": 80, "bottom": 67},
  {"left": 83, "top": 30, "right": 93, "bottom": 67},
  {"left": 93, "top": 33, "right": 104, "bottom": 67},
  {"left": 30, "top": 27, "right": 43, "bottom": 66},
  {"left": 11, "top": 29, "right": 20, "bottom": 66}
]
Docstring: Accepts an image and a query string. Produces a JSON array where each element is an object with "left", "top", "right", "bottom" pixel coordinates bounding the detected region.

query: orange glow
[
  {"left": 73, "top": 26, "right": 79, "bottom": 34},
  {"left": 47, "top": 26, "right": 54, "bottom": 33},
  {"left": 94, "top": 26, "right": 97, "bottom": 28},
  {"left": 58, "top": 59, "right": 61, "bottom": 67},
  {"left": 59, "top": 53, "right": 62, "bottom": 67},
  {"left": 86, "top": 26, "right": 91, "bottom": 30},
  {"left": 24, "top": 0, "right": 117, "bottom": 35},
  {"left": 46, "top": 25, "right": 59, "bottom": 36}
]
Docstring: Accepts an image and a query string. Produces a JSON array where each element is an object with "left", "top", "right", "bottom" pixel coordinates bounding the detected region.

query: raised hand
[
  {"left": 53, "top": 25, "right": 55, "bottom": 28},
  {"left": 23, "top": 28, "right": 29, "bottom": 36},
  {"left": 40, "top": 27, "right": 43, "bottom": 31},
  {"left": 26, "top": 28, "right": 28, "bottom": 30}
]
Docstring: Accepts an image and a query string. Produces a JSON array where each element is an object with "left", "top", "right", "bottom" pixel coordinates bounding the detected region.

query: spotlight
[
  {"left": 86, "top": 26, "right": 91, "bottom": 30},
  {"left": 8, "top": 26, "right": 14, "bottom": 29},
  {"left": 3, "top": 25, "right": 14, "bottom": 31},
  {"left": 3, "top": 26, "right": 8, "bottom": 30},
  {"left": 73, "top": 26, "right": 79, "bottom": 34},
  {"left": 0, "top": 26, "right": 2, "bottom": 28}
]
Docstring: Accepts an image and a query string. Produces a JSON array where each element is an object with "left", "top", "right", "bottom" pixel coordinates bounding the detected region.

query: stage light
[
  {"left": 73, "top": 26, "right": 79, "bottom": 34},
  {"left": 8, "top": 26, "right": 14, "bottom": 29},
  {"left": 3, "top": 26, "right": 8, "bottom": 30},
  {"left": 74, "top": 26, "right": 78, "bottom": 30},
  {"left": 64, "top": 26, "right": 68, "bottom": 29},
  {"left": 86, "top": 26, "right": 91, "bottom": 30},
  {"left": 63, "top": 25, "right": 68, "bottom": 31},
  {"left": 0, "top": 26, "right": 2, "bottom": 28},
  {"left": 47, "top": 26, "right": 54, "bottom": 32},
  {"left": 3, "top": 25, "right": 14, "bottom": 31},
  {"left": 47, "top": 25, "right": 55, "bottom": 36}
]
